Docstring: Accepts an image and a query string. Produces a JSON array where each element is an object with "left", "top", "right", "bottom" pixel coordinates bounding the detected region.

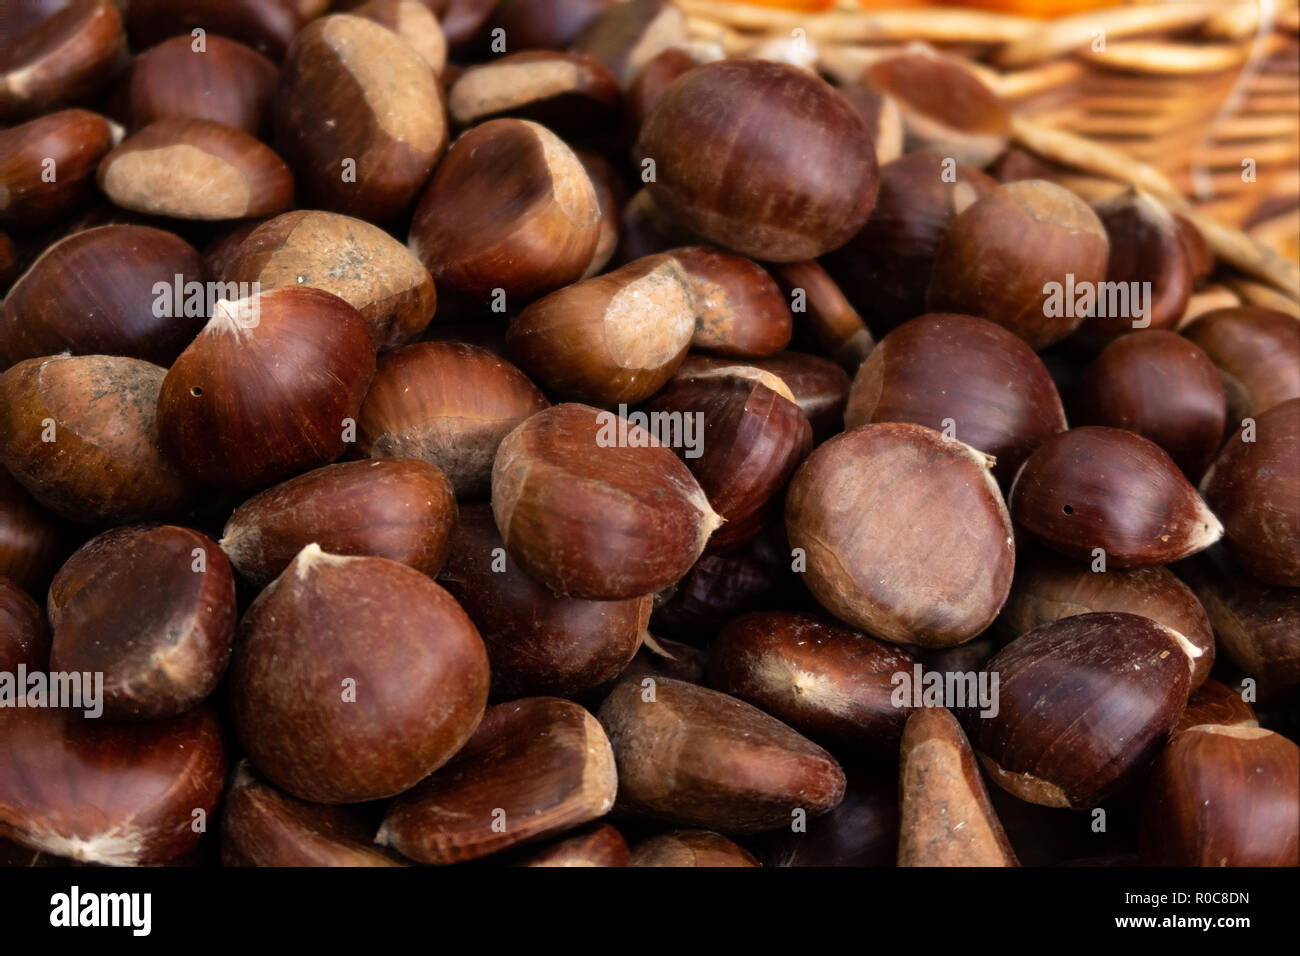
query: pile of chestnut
[{"left": 1, "top": 0, "right": 1297, "bottom": 869}]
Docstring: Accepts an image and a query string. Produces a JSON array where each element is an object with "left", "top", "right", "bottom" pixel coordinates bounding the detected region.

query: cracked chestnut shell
[
  {"left": 1009, "top": 426, "right": 1223, "bottom": 567},
  {"left": 230, "top": 545, "right": 490, "bottom": 804},
  {"left": 785, "top": 422, "right": 1014, "bottom": 647}
]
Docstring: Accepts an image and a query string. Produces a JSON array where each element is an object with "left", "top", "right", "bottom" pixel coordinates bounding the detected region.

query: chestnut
[
  {"left": 447, "top": 52, "right": 621, "bottom": 143},
  {"left": 0, "top": 354, "right": 197, "bottom": 525},
  {"left": 629, "top": 830, "right": 760, "bottom": 867},
  {"left": 1139, "top": 725, "right": 1299, "bottom": 866},
  {"left": 516, "top": 822, "right": 628, "bottom": 868},
  {"left": 0, "top": 705, "right": 226, "bottom": 866},
  {"left": 438, "top": 503, "right": 648, "bottom": 700},
  {"left": 409, "top": 118, "right": 600, "bottom": 301},
  {"left": 491, "top": 403, "right": 721, "bottom": 600},
  {"left": 687, "top": 351, "right": 850, "bottom": 443},
  {"left": 641, "top": 364, "right": 812, "bottom": 549},
  {"left": 822, "top": 153, "right": 997, "bottom": 335},
  {"left": 157, "top": 286, "right": 377, "bottom": 491},
  {"left": 863, "top": 46, "right": 1011, "bottom": 169},
  {"left": 639, "top": 59, "right": 879, "bottom": 262},
  {"left": 968, "top": 612, "right": 1193, "bottom": 809},
  {"left": 771, "top": 260, "right": 873, "bottom": 372},
  {"left": 356, "top": 341, "right": 549, "bottom": 498},
  {"left": 1182, "top": 306, "right": 1300, "bottom": 423},
  {"left": 1200, "top": 398, "right": 1300, "bottom": 586},
  {"left": 898, "top": 708, "right": 1019, "bottom": 867},
  {"left": 47, "top": 524, "right": 236, "bottom": 720},
  {"left": 0, "top": 0, "right": 126, "bottom": 120},
  {"left": 0, "top": 109, "right": 115, "bottom": 229},
  {"left": 572, "top": 0, "right": 687, "bottom": 88},
  {"left": 1001, "top": 548, "right": 1215, "bottom": 690},
  {"left": 125, "top": 0, "right": 304, "bottom": 61},
  {"left": 785, "top": 422, "right": 1015, "bottom": 647},
  {"left": 708, "top": 611, "right": 918, "bottom": 754},
  {"left": 927, "top": 180, "right": 1110, "bottom": 350},
  {"left": 275, "top": 14, "right": 447, "bottom": 223},
  {"left": 505, "top": 255, "right": 695, "bottom": 407},
  {"left": 1079, "top": 189, "right": 1194, "bottom": 343},
  {"left": 0, "top": 577, "right": 48, "bottom": 672},
  {"left": 2, "top": 225, "right": 207, "bottom": 368},
  {"left": 491, "top": 0, "right": 617, "bottom": 52},
  {"left": 1009, "top": 426, "right": 1223, "bottom": 567},
  {"left": 845, "top": 313, "right": 1067, "bottom": 484},
  {"left": 221, "top": 459, "right": 458, "bottom": 588},
  {"left": 222, "top": 761, "right": 407, "bottom": 867},
  {"left": 219, "top": 210, "right": 437, "bottom": 350},
  {"left": 668, "top": 246, "right": 791, "bottom": 358},
  {"left": 350, "top": 0, "right": 447, "bottom": 74},
  {"left": 376, "top": 697, "right": 617, "bottom": 864},
  {"left": 231, "top": 545, "right": 490, "bottom": 804},
  {"left": 98, "top": 118, "right": 294, "bottom": 220},
  {"left": 112, "top": 35, "right": 279, "bottom": 136},
  {"left": 1072, "top": 330, "right": 1226, "bottom": 479},
  {"left": 1175, "top": 678, "right": 1257, "bottom": 736},
  {"left": 598, "top": 676, "right": 846, "bottom": 833},
  {"left": 0, "top": 468, "right": 68, "bottom": 596}
]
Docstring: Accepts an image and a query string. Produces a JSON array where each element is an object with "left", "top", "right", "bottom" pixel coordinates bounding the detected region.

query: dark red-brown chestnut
[
  {"left": 125, "top": 0, "right": 304, "bottom": 61},
  {"left": 0, "top": 468, "right": 67, "bottom": 595},
  {"left": 0, "top": 578, "right": 48, "bottom": 673},
  {"left": 670, "top": 246, "right": 791, "bottom": 358},
  {"left": 0, "top": 109, "right": 116, "bottom": 229},
  {"left": 771, "top": 260, "right": 873, "bottom": 372},
  {"left": 0, "top": 0, "right": 126, "bottom": 120},
  {"left": 1182, "top": 306, "right": 1300, "bottom": 423}
]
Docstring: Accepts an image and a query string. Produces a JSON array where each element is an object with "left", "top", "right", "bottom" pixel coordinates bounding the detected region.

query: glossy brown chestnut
[
  {"left": 1182, "top": 306, "right": 1300, "bottom": 423},
  {"left": 356, "top": 341, "right": 549, "bottom": 499},
  {"left": 845, "top": 313, "right": 1067, "bottom": 484},
  {"left": 516, "top": 822, "right": 628, "bottom": 867},
  {"left": 629, "top": 830, "right": 760, "bottom": 867},
  {"left": 448, "top": 52, "right": 621, "bottom": 142},
  {"left": 409, "top": 119, "right": 599, "bottom": 301},
  {"left": 0, "top": 0, "right": 126, "bottom": 120},
  {"left": 1139, "top": 725, "right": 1299, "bottom": 866},
  {"left": 1072, "top": 330, "right": 1226, "bottom": 479},
  {"left": 1176, "top": 547, "right": 1300, "bottom": 699},
  {"left": 157, "top": 287, "right": 376, "bottom": 491},
  {"left": 627, "top": 47, "right": 700, "bottom": 133},
  {"left": 493, "top": 0, "right": 618, "bottom": 52},
  {"left": 1199, "top": 398, "right": 1299, "bottom": 586},
  {"left": 822, "top": 153, "right": 996, "bottom": 335},
  {"left": 687, "top": 351, "right": 850, "bottom": 443},
  {"left": 0, "top": 578, "right": 48, "bottom": 672},
  {"left": 0, "top": 109, "right": 115, "bottom": 229},
  {"left": 47, "top": 524, "right": 236, "bottom": 719},
  {"left": 377, "top": 697, "right": 617, "bottom": 864},
  {"left": 1174, "top": 678, "right": 1257, "bottom": 735},
  {"left": 0, "top": 468, "right": 67, "bottom": 595},
  {"left": 863, "top": 47, "right": 1011, "bottom": 169},
  {"left": 668, "top": 247, "right": 791, "bottom": 358},
  {"left": 969, "top": 612, "right": 1192, "bottom": 809},
  {"left": 222, "top": 761, "right": 407, "bottom": 867},
  {"left": 599, "top": 676, "right": 845, "bottom": 833},
  {"left": 785, "top": 422, "right": 1015, "bottom": 647},
  {"left": 438, "top": 503, "right": 648, "bottom": 699},
  {"left": 927, "top": 180, "right": 1110, "bottom": 350},
  {"left": 113, "top": 35, "right": 278, "bottom": 135},
  {"left": 572, "top": 0, "right": 688, "bottom": 87},
  {"left": 221, "top": 459, "right": 457, "bottom": 588},
  {"left": 506, "top": 255, "right": 696, "bottom": 406},
  {"left": 898, "top": 708, "right": 1018, "bottom": 867},
  {"left": 125, "top": 0, "right": 304, "bottom": 61},
  {"left": 98, "top": 118, "right": 294, "bottom": 220},
  {"left": 640, "top": 59, "right": 878, "bottom": 262},
  {"left": 0, "top": 354, "right": 197, "bottom": 525},
  {"left": 219, "top": 210, "right": 437, "bottom": 350},
  {"left": 1009, "top": 426, "right": 1223, "bottom": 567},
  {"left": 1080, "top": 189, "right": 1194, "bottom": 342},
  {"left": 2, "top": 225, "right": 207, "bottom": 368},
  {"left": 231, "top": 545, "right": 490, "bottom": 804},
  {"left": 772, "top": 260, "right": 873, "bottom": 371},
  {"left": 641, "top": 364, "right": 812, "bottom": 549},
  {"left": 350, "top": 0, "right": 447, "bottom": 74},
  {"left": 709, "top": 611, "right": 918, "bottom": 753},
  {"left": 275, "top": 15, "right": 447, "bottom": 223},
  {"left": 491, "top": 403, "right": 721, "bottom": 600},
  {"left": 1002, "top": 547, "right": 1214, "bottom": 689},
  {"left": 0, "top": 705, "right": 226, "bottom": 866}
]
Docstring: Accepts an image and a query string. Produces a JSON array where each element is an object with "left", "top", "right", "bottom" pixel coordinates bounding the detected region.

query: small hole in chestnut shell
[
  {"left": 190, "top": 386, "right": 203, "bottom": 397},
  {"left": 1062, "top": 505, "right": 1074, "bottom": 515}
]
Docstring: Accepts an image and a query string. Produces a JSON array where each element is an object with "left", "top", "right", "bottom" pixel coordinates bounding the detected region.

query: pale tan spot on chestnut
[
  {"left": 102, "top": 146, "right": 251, "bottom": 219},
  {"left": 602, "top": 263, "right": 694, "bottom": 370},
  {"left": 523, "top": 121, "right": 599, "bottom": 227},
  {"left": 449, "top": 61, "right": 583, "bottom": 125}
]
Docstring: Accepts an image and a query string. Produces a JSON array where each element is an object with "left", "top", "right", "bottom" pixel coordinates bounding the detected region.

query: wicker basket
[{"left": 680, "top": 0, "right": 1300, "bottom": 308}]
